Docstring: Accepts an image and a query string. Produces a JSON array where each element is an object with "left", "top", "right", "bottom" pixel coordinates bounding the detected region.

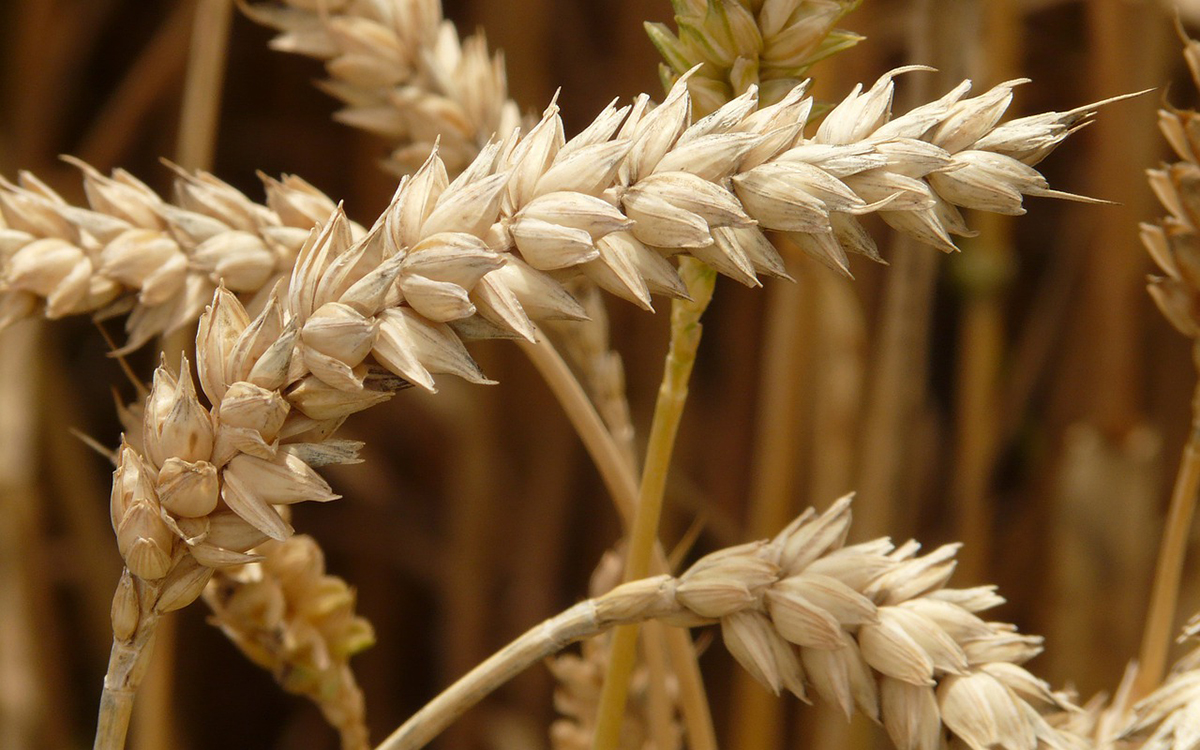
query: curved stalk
[{"left": 376, "top": 599, "right": 604, "bottom": 750}]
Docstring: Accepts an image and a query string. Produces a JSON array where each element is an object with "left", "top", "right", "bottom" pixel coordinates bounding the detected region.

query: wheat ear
[
  {"left": 2, "top": 71, "right": 1120, "bottom": 349},
  {"left": 648, "top": 0, "right": 863, "bottom": 117},
  {"left": 1135, "top": 30, "right": 1200, "bottom": 700},
  {"left": 204, "top": 534, "right": 375, "bottom": 750},
  {"left": 241, "top": 0, "right": 521, "bottom": 175},
  {"left": 377, "top": 495, "right": 1078, "bottom": 750}
]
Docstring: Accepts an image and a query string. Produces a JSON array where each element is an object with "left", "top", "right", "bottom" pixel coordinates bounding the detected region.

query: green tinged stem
[{"left": 591, "top": 258, "right": 717, "bottom": 750}]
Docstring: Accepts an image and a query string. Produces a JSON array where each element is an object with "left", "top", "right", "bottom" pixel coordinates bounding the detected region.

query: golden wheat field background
[{"left": 0, "top": 0, "right": 1196, "bottom": 748}]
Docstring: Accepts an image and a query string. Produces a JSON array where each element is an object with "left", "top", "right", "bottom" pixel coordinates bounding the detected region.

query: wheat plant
[{"left": 0, "top": 1, "right": 1194, "bottom": 750}]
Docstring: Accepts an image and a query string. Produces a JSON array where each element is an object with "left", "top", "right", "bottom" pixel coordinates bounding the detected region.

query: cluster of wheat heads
[{"left": 0, "top": 0, "right": 1178, "bottom": 749}]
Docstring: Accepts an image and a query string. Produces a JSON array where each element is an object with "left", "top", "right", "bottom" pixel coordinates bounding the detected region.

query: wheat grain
[{"left": 378, "top": 496, "right": 1078, "bottom": 750}]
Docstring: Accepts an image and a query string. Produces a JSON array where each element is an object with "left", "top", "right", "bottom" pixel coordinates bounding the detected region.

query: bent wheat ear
[
  {"left": 77, "top": 62, "right": 1115, "bottom": 748},
  {"left": 378, "top": 497, "right": 1079, "bottom": 750},
  {"left": 204, "top": 535, "right": 375, "bottom": 750}
]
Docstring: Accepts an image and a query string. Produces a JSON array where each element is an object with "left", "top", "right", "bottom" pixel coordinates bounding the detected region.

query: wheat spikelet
[
  {"left": 242, "top": 0, "right": 521, "bottom": 175},
  {"left": 203, "top": 534, "right": 375, "bottom": 750},
  {"left": 2, "top": 70, "right": 1114, "bottom": 351},
  {"left": 647, "top": 0, "right": 864, "bottom": 116},
  {"left": 380, "top": 496, "right": 1081, "bottom": 750}
]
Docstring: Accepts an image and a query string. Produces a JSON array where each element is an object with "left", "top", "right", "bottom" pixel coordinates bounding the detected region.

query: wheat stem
[
  {"left": 593, "top": 257, "right": 717, "bottom": 750},
  {"left": 640, "top": 620, "right": 678, "bottom": 750},
  {"left": 94, "top": 579, "right": 161, "bottom": 750},
  {"left": 519, "top": 334, "right": 639, "bottom": 524},
  {"left": 376, "top": 598, "right": 606, "bottom": 750},
  {"left": 176, "top": 0, "right": 233, "bottom": 170},
  {"left": 520, "top": 330, "right": 717, "bottom": 748},
  {"left": 1135, "top": 374, "right": 1200, "bottom": 698}
]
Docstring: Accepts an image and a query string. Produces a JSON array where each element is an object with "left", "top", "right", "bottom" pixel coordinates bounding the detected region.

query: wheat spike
[
  {"left": 203, "top": 534, "right": 375, "bottom": 750},
  {"left": 242, "top": 0, "right": 521, "bottom": 175},
  {"left": 647, "top": 0, "right": 864, "bottom": 116},
  {"left": 72, "top": 68, "right": 1113, "bottom": 748},
  {"left": 2, "top": 71, "right": 1111, "bottom": 351},
  {"left": 378, "top": 496, "right": 1081, "bottom": 750}
]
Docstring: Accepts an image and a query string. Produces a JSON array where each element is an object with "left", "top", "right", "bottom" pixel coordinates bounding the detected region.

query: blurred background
[{"left": 0, "top": 0, "right": 1193, "bottom": 747}]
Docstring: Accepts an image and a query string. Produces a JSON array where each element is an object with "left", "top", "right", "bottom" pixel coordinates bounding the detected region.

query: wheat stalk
[
  {"left": 543, "top": 284, "right": 639, "bottom": 470},
  {"left": 242, "top": 0, "right": 521, "bottom": 175},
  {"left": 548, "top": 548, "right": 685, "bottom": 750},
  {"left": 64, "top": 66, "right": 1117, "bottom": 747},
  {"left": 377, "top": 496, "right": 1078, "bottom": 750},
  {"left": 1136, "top": 30, "right": 1200, "bottom": 700}
]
